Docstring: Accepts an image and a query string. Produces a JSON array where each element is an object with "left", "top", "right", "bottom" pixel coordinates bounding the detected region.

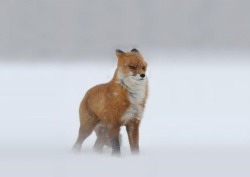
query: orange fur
[{"left": 73, "top": 49, "right": 148, "bottom": 155}]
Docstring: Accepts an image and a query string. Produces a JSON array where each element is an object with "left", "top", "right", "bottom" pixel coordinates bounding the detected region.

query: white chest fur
[{"left": 117, "top": 72, "right": 147, "bottom": 123}]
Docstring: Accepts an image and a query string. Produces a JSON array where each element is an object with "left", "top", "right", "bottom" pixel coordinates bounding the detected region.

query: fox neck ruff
[{"left": 116, "top": 71, "right": 147, "bottom": 123}]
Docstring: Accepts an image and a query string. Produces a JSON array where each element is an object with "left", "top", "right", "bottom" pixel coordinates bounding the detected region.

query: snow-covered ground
[{"left": 1, "top": 54, "right": 250, "bottom": 177}]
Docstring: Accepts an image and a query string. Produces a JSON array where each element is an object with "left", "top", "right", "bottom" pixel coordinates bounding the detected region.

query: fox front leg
[
  {"left": 126, "top": 119, "right": 140, "bottom": 154},
  {"left": 108, "top": 126, "right": 121, "bottom": 156}
]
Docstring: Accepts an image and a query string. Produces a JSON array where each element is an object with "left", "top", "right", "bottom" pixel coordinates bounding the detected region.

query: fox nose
[{"left": 140, "top": 74, "right": 145, "bottom": 78}]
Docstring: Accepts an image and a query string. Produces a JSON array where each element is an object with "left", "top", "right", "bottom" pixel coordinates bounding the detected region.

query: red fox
[{"left": 73, "top": 48, "right": 148, "bottom": 155}]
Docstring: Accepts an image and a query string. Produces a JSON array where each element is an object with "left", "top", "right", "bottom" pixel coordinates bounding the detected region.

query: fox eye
[
  {"left": 129, "top": 65, "right": 136, "bottom": 70},
  {"left": 142, "top": 66, "right": 146, "bottom": 71}
]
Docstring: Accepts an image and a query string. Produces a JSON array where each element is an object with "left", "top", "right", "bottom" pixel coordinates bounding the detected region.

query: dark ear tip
[
  {"left": 115, "top": 49, "right": 125, "bottom": 54},
  {"left": 131, "top": 48, "right": 139, "bottom": 53}
]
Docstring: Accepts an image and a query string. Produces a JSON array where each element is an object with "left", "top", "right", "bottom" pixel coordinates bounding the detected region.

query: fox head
[{"left": 115, "top": 48, "right": 147, "bottom": 86}]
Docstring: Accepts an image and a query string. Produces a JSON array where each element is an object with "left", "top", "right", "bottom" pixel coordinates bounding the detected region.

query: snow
[{"left": 0, "top": 54, "right": 250, "bottom": 177}]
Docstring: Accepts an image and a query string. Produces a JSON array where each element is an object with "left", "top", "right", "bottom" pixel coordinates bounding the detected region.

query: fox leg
[
  {"left": 108, "top": 126, "right": 121, "bottom": 155},
  {"left": 93, "top": 123, "right": 110, "bottom": 152},
  {"left": 126, "top": 119, "right": 140, "bottom": 154},
  {"left": 72, "top": 111, "right": 98, "bottom": 152}
]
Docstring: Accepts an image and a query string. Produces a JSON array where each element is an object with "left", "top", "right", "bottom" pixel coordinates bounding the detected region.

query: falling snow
[{"left": 1, "top": 54, "right": 250, "bottom": 177}]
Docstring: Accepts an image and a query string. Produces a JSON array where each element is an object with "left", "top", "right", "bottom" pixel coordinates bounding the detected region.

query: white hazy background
[{"left": 0, "top": 1, "right": 250, "bottom": 177}]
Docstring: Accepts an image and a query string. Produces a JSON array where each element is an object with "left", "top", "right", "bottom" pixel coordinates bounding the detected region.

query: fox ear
[
  {"left": 131, "top": 48, "right": 139, "bottom": 53},
  {"left": 115, "top": 49, "right": 125, "bottom": 55}
]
